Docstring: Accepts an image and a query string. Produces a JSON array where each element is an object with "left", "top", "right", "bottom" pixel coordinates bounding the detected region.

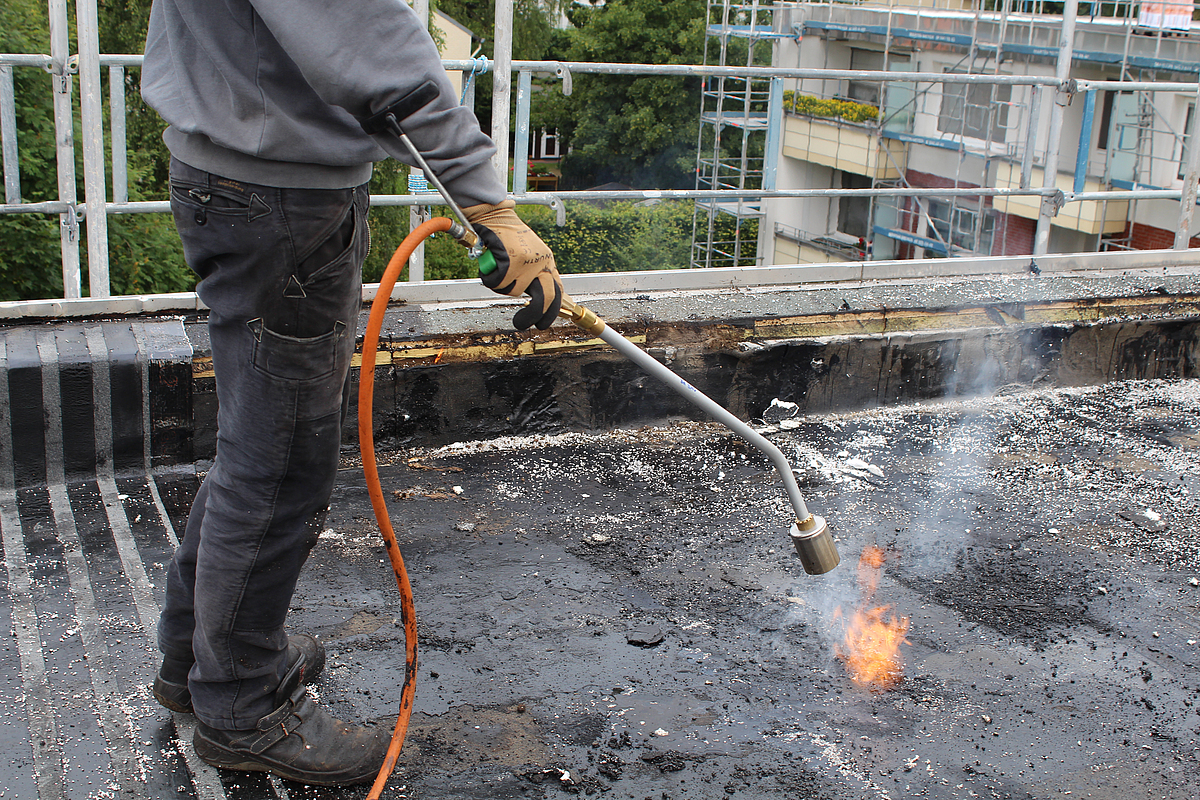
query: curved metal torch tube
[
  {"left": 596, "top": 322, "right": 813, "bottom": 518},
  {"left": 559, "top": 299, "right": 834, "bottom": 572}
]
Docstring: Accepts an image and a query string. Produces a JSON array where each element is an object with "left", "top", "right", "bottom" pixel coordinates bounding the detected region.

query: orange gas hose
[{"left": 360, "top": 216, "right": 453, "bottom": 799}]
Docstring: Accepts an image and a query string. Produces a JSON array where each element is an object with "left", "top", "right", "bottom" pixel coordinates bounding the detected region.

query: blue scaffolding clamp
[
  {"left": 407, "top": 170, "right": 431, "bottom": 194},
  {"left": 460, "top": 55, "right": 490, "bottom": 106}
]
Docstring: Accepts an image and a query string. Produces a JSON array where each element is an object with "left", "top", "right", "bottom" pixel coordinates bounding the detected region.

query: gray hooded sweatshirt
[{"left": 141, "top": 0, "right": 504, "bottom": 206}]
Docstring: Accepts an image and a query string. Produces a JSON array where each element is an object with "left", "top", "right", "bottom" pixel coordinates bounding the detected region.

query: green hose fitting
[{"left": 477, "top": 248, "right": 498, "bottom": 276}]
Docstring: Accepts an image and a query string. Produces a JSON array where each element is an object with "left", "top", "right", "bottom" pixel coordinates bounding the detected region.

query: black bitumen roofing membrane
[{"left": 3, "top": 375, "right": 1199, "bottom": 799}]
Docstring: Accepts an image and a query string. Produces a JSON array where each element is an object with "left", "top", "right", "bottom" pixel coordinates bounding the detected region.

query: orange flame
[{"left": 835, "top": 545, "right": 910, "bottom": 691}]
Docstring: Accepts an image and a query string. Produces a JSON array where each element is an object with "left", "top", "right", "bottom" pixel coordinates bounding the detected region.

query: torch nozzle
[{"left": 790, "top": 516, "right": 840, "bottom": 575}]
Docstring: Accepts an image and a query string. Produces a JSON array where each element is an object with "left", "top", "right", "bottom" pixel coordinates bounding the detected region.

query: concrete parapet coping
[
  {"left": 2, "top": 248, "right": 1199, "bottom": 327},
  {"left": 4, "top": 247, "right": 1200, "bottom": 483}
]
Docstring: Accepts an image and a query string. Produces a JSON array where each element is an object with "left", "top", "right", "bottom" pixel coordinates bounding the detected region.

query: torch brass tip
[{"left": 558, "top": 298, "right": 606, "bottom": 337}]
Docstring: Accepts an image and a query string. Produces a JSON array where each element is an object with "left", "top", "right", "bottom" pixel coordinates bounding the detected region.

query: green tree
[
  {"left": 436, "top": 0, "right": 570, "bottom": 62},
  {"left": 433, "top": 0, "right": 571, "bottom": 136},
  {"left": 0, "top": 0, "right": 69, "bottom": 300},
  {"left": 98, "top": 0, "right": 193, "bottom": 295},
  {"left": 0, "top": 0, "right": 192, "bottom": 300},
  {"left": 542, "top": 0, "right": 707, "bottom": 190}
]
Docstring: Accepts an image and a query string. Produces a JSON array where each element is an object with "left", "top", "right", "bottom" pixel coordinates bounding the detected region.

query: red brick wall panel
[
  {"left": 1126, "top": 222, "right": 1200, "bottom": 250},
  {"left": 993, "top": 213, "right": 1035, "bottom": 256}
]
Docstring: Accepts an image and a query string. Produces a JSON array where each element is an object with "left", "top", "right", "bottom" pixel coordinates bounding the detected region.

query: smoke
[
  {"left": 779, "top": 338, "right": 1008, "bottom": 657},
  {"left": 775, "top": 331, "right": 1016, "bottom": 671},
  {"left": 781, "top": 555, "right": 860, "bottom": 668},
  {"left": 942, "top": 335, "right": 1004, "bottom": 400},
  {"left": 902, "top": 408, "right": 997, "bottom": 579},
  {"left": 903, "top": 337, "right": 1006, "bottom": 578}
]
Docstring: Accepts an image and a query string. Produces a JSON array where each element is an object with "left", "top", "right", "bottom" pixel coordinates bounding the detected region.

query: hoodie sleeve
[{"left": 248, "top": 0, "right": 505, "bottom": 206}]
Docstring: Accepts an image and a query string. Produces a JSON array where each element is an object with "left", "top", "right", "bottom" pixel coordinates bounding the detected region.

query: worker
[{"left": 140, "top": 0, "right": 563, "bottom": 787}]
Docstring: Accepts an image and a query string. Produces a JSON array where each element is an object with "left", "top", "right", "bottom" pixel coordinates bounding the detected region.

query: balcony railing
[{"left": 775, "top": 223, "right": 869, "bottom": 262}]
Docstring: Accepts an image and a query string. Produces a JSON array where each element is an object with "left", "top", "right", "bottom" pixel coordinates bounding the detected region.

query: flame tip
[{"left": 836, "top": 545, "right": 909, "bottom": 692}]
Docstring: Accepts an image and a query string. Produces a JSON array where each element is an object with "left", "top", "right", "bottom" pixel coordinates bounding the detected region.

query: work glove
[{"left": 464, "top": 199, "right": 565, "bottom": 330}]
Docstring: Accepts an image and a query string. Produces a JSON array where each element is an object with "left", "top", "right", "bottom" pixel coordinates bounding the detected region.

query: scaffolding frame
[
  {"left": 691, "top": 0, "right": 787, "bottom": 269},
  {"left": 766, "top": 0, "right": 1200, "bottom": 263},
  {"left": 2, "top": 0, "right": 1200, "bottom": 303}
]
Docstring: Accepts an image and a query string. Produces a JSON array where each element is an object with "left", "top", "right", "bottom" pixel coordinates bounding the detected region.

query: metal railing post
[
  {"left": 513, "top": 70, "right": 532, "bottom": 195},
  {"left": 492, "top": 0, "right": 514, "bottom": 188},
  {"left": 463, "top": 66, "right": 478, "bottom": 112},
  {"left": 1073, "top": 89, "right": 1096, "bottom": 194},
  {"left": 1, "top": 66, "right": 19, "bottom": 204},
  {"left": 75, "top": 0, "right": 110, "bottom": 297},
  {"left": 48, "top": 0, "right": 81, "bottom": 299},
  {"left": 408, "top": 0, "right": 431, "bottom": 283},
  {"left": 763, "top": 76, "right": 783, "bottom": 192},
  {"left": 110, "top": 66, "right": 128, "bottom": 204},
  {"left": 758, "top": 76, "right": 784, "bottom": 265},
  {"left": 1175, "top": 81, "right": 1200, "bottom": 250},
  {"left": 1033, "top": 1, "right": 1077, "bottom": 256}
]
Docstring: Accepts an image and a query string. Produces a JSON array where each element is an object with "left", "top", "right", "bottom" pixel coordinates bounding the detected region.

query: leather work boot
[
  {"left": 192, "top": 653, "right": 389, "bottom": 786},
  {"left": 153, "top": 633, "right": 326, "bottom": 714}
]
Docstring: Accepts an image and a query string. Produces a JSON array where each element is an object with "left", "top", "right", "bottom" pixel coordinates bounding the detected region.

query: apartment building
[{"left": 693, "top": 0, "right": 1200, "bottom": 267}]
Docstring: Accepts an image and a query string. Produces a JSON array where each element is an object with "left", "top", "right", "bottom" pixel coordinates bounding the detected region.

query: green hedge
[
  {"left": 522, "top": 200, "right": 694, "bottom": 274},
  {"left": 367, "top": 199, "right": 749, "bottom": 281},
  {"left": 525, "top": 200, "right": 755, "bottom": 273}
]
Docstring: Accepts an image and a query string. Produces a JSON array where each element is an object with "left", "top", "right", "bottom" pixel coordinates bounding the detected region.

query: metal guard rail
[{"left": 2, "top": 7, "right": 1200, "bottom": 304}]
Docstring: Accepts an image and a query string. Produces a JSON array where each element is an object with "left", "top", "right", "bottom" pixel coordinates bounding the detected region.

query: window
[
  {"left": 926, "top": 200, "right": 995, "bottom": 255},
  {"left": 845, "top": 50, "right": 910, "bottom": 108},
  {"left": 937, "top": 71, "right": 1011, "bottom": 143},
  {"left": 528, "top": 129, "right": 561, "bottom": 160},
  {"left": 838, "top": 172, "right": 873, "bottom": 239},
  {"left": 541, "top": 129, "right": 560, "bottom": 160},
  {"left": 1097, "top": 90, "right": 1117, "bottom": 150},
  {"left": 847, "top": 49, "right": 885, "bottom": 106}
]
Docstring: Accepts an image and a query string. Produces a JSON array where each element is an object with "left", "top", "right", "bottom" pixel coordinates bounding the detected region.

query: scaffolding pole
[
  {"left": 1033, "top": 0, "right": 1077, "bottom": 256},
  {"left": 491, "top": 0, "right": 514, "bottom": 186},
  {"left": 48, "top": 0, "right": 81, "bottom": 299},
  {"left": 76, "top": 0, "right": 109, "bottom": 297}
]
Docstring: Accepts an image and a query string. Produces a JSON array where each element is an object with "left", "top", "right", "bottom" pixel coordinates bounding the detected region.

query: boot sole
[{"left": 193, "top": 733, "right": 381, "bottom": 787}]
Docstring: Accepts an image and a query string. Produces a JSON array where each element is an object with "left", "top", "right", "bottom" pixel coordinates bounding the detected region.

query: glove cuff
[{"left": 463, "top": 198, "right": 516, "bottom": 222}]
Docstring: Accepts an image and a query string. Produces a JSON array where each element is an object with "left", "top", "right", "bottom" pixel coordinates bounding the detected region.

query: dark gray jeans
[{"left": 159, "top": 158, "right": 366, "bottom": 730}]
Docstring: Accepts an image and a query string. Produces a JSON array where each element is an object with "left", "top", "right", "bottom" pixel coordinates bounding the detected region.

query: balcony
[
  {"left": 783, "top": 113, "right": 907, "bottom": 179},
  {"left": 774, "top": 223, "right": 869, "bottom": 264},
  {"left": 992, "top": 161, "right": 1129, "bottom": 235}
]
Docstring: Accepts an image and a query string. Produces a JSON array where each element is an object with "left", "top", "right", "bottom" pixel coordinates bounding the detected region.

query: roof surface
[{"left": 3, "top": 378, "right": 1199, "bottom": 798}]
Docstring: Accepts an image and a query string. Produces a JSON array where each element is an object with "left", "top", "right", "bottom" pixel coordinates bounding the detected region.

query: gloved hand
[{"left": 464, "top": 199, "right": 565, "bottom": 330}]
